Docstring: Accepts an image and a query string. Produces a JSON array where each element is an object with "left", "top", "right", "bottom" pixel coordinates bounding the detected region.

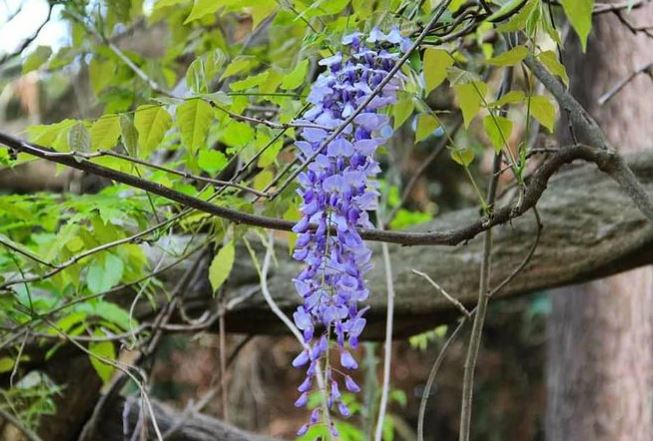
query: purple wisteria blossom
[{"left": 291, "top": 27, "right": 409, "bottom": 435}]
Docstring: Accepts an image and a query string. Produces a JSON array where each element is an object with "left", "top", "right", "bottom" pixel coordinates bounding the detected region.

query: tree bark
[{"left": 547, "top": 5, "right": 653, "bottom": 441}]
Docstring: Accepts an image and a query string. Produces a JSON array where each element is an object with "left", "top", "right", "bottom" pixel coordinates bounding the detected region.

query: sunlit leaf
[
  {"left": 423, "top": 48, "right": 453, "bottom": 94},
  {"left": 529, "top": 95, "right": 557, "bottom": 132},
  {"left": 90, "top": 115, "right": 121, "bottom": 150},
  {"left": 486, "top": 46, "right": 528, "bottom": 66},
  {"left": 393, "top": 95, "right": 415, "bottom": 129},
  {"left": 134, "top": 104, "right": 172, "bottom": 157},
  {"left": 281, "top": 60, "right": 309, "bottom": 90},
  {"left": 176, "top": 99, "right": 213, "bottom": 154},
  {"left": 87, "top": 253, "right": 124, "bottom": 294},
  {"left": 209, "top": 241, "right": 235, "bottom": 293},
  {"left": 68, "top": 122, "right": 91, "bottom": 152},
  {"left": 220, "top": 56, "right": 256, "bottom": 80},
  {"left": 89, "top": 340, "right": 116, "bottom": 383},
  {"left": 490, "top": 90, "right": 525, "bottom": 107},
  {"left": 119, "top": 115, "right": 139, "bottom": 156},
  {"left": 560, "top": 0, "right": 595, "bottom": 51},
  {"left": 538, "top": 50, "right": 569, "bottom": 86},
  {"left": 198, "top": 149, "right": 228, "bottom": 174},
  {"left": 483, "top": 115, "right": 513, "bottom": 152},
  {"left": 184, "top": 0, "right": 221, "bottom": 23},
  {"left": 415, "top": 114, "right": 439, "bottom": 142},
  {"left": 22, "top": 46, "right": 51, "bottom": 74},
  {"left": 450, "top": 147, "right": 475, "bottom": 167},
  {"left": 453, "top": 81, "right": 487, "bottom": 128}
]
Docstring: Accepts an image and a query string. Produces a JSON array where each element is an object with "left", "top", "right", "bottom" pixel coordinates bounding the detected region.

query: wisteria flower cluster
[{"left": 291, "top": 27, "right": 409, "bottom": 436}]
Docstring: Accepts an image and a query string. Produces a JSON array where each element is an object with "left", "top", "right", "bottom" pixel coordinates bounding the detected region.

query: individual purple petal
[
  {"left": 296, "top": 141, "right": 315, "bottom": 157},
  {"left": 292, "top": 351, "right": 310, "bottom": 368},
  {"left": 295, "top": 392, "right": 309, "bottom": 408},
  {"left": 345, "top": 375, "right": 361, "bottom": 392},
  {"left": 302, "top": 128, "right": 328, "bottom": 143},
  {"left": 322, "top": 174, "right": 345, "bottom": 193},
  {"left": 297, "top": 424, "right": 309, "bottom": 436},
  {"left": 310, "top": 408, "right": 321, "bottom": 424},
  {"left": 367, "top": 27, "right": 386, "bottom": 43},
  {"left": 327, "top": 138, "right": 354, "bottom": 157},
  {"left": 354, "top": 113, "right": 388, "bottom": 131},
  {"left": 386, "top": 27, "right": 403, "bottom": 44},
  {"left": 330, "top": 380, "right": 341, "bottom": 402},
  {"left": 338, "top": 402, "right": 351, "bottom": 417},
  {"left": 318, "top": 53, "right": 343, "bottom": 67},
  {"left": 340, "top": 350, "right": 358, "bottom": 369},
  {"left": 342, "top": 32, "right": 363, "bottom": 45},
  {"left": 293, "top": 307, "right": 312, "bottom": 330},
  {"left": 298, "top": 376, "right": 312, "bottom": 392}
]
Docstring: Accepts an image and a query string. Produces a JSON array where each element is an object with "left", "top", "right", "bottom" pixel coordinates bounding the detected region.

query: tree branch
[{"left": 0, "top": 131, "right": 644, "bottom": 247}]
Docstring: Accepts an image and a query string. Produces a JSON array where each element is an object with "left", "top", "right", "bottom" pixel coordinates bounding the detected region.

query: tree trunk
[{"left": 547, "top": 5, "right": 653, "bottom": 441}]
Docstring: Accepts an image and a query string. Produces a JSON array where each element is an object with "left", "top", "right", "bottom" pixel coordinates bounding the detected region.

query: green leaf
[
  {"left": 153, "top": 0, "right": 186, "bottom": 14},
  {"left": 89, "top": 340, "right": 116, "bottom": 383},
  {"left": 490, "top": 90, "right": 525, "bottom": 107},
  {"left": 198, "top": 149, "right": 228, "bottom": 174},
  {"left": 254, "top": 169, "right": 273, "bottom": 190},
  {"left": 90, "top": 115, "right": 121, "bottom": 150},
  {"left": 560, "top": 0, "right": 595, "bottom": 51},
  {"left": 186, "top": 57, "right": 206, "bottom": 94},
  {"left": 119, "top": 115, "right": 139, "bottom": 156},
  {"left": 529, "top": 95, "right": 556, "bottom": 132},
  {"left": 488, "top": 0, "right": 528, "bottom": 22},
  {"left": 496, "top": 0, "right": 539, "bottom": 32},
  {"left": 483, "top": 115, "right": 513, "bottom": 152},
  {"left": 538, "top": 50, "right": 569, "bottom": 86},
  {"left": 423, "top": 48, "right": 454, "bottom": 94},
  {"left": 220, "top": 56, "right": 256, "bottom": 80},
  {"left": 393, "top": 95, "right": 415, "bottom": 129},
  {"left": 89, "top": 58, "right": 115, "bottom": 95},
  {"left": 176, "top": 99, "right": 213, "bottom": 154},
  {"left": 281, "top": 60, "right": 309, "bottom": 90},
  {"left": 0, "top": 234, "right": 45, "bottom": 264},
  {"left": 68, "top": 122, "right": 91, "bottom": 152},
  {"left": 248, "top": 0, "right": 277, "bottom": 29},
  {"left": 450, "top": 147, "right": 475, "bottom": 167},
  {"left": 230, "top": 71, "right": 269, "bottom": 91},
  {"left": 134, "top": 104, "right": 172, "bottom": 157},
  {"left": 415, "top": 114, "right": 439, "bottom": 142},
  {"left": 22, "top": 46, "right": 52, "bottom": 74},
  {"left": 453, "top": 81, "right": 487, "bottom": 128},
  {"left": 0, "top": 357, "right": 16, "bottom": 374},
  {"left": 209, "top": 241, "right": 235, "bottom": 293},
  {"left": 383, "top": 416, "right": 395, "bottom": 441},
  {"left": 221, "top": 121, "right": 254, "bottom": 148},
  {"left": 184, "top": 0, "right": 221, "bottom": 23},
  {"left": 87, "top": 253, "right": 124, "bottom": 294},
  {"left": 486, "top": 45, "right": 529, "bottom": 66}
]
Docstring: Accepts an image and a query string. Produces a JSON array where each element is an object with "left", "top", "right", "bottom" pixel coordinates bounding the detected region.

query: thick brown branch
[
  {"left": 213, "top": 151, "right": 653, "bottom": 338},
  {"left": 0, "top": 132, "right": 641, "bottom": 247}
]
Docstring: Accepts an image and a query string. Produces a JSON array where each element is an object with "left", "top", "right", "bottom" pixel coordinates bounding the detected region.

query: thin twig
[
  {"left": 0, "top": 2, "right": 53, "bottom": 67},
  {"left": 598, "top": 62, "right": 653, "bottom": 105},
  {"left": 411, "top": 270, "right": 471, "bottom": 317},
  {"left": 373, "top": 241, "right": 397, "bottom": 441},
  {"left": 417, "top": 205, "right": 542, "bottom": 441},
  {"left": 417, "top": 319, "right": 467, "bottom": 441}
]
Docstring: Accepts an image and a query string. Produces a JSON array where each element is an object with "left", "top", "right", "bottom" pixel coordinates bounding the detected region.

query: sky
[{"left": 0, "top": 0, "right": 69, "bottom": 55}]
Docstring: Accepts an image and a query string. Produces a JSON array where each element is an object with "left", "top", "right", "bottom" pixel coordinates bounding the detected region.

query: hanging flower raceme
[{"left": 290, "top": 27, "right": 410, "bottom": 436}]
